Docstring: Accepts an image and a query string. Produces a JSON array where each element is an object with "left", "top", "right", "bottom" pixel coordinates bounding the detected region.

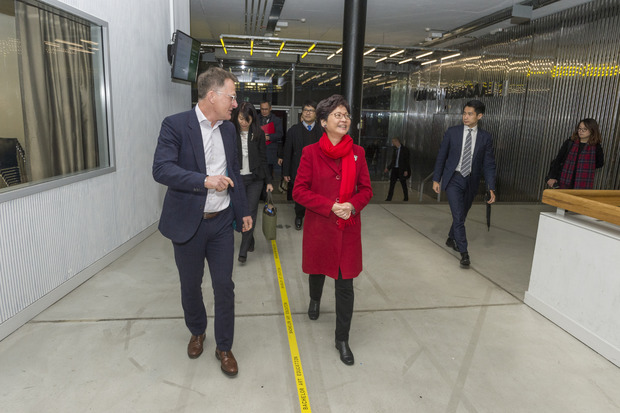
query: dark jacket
[
  {"left": 152, "top": 109, "right": 249, "bottom": 243},
  {"left": 236, "top": 128, "right": 271, "bottom": 186},
  {"left": 259, "top": 113, "right": 284, "bottom": 165},
  {"left": 546, "top": 138, "right": 604, "bottom": 181},
  {"left": 282, "top": 122, "right": 323, "bottom": 180},
  {"left": 386, "top": 144, "right": 411, "bottom": 177},
  {"left": 433, "top": 124, "right": 496, "bottom": 192}
]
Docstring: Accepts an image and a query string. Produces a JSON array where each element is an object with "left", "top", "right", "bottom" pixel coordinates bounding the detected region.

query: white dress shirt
[
  {"left": 456, "top": 125, "right": 478, "bottom": 174},
  {"left": 239, "top": 131, "right": 251, "bottom": 175},
  {"left": 195, "top": 105, "right": 230, "bottom": 213},
  {"left": 302, "top": 121, "right": 315, "bottom": 131}
]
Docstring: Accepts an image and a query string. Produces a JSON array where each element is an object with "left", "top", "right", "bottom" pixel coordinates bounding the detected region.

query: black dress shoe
[
  {"left": 384, "top": 198, "right": 392, "bottom": 201},
  {"left": 335, "top": 340, "right": 354, "bottom": 365},
  {"left": 445, "top": 237, "right": 459, "bottom": 252},
  {"left": 295, "top": 217, "right": 303, "bottom": 230},
  {"left": 238, "top": 255, "right": 246, "bottom": 263},
  {"left": 460, "top": 252, "right": 470, "bottom": 267},
  {"left": 308, "top": 299, "right": 320, "bottom": 320}
]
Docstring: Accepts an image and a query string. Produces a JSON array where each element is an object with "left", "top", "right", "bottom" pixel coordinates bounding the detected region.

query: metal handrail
[{"left": 419, "top": 172, "right": 441, "bottom": 202}]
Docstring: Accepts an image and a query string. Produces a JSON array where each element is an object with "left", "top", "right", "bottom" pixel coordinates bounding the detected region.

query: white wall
[{"left": 0, "top": 0, "right": 191, "bottom": 339}]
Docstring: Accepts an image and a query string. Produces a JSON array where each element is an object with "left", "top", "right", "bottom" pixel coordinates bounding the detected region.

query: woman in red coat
[{"left": 293, "top": 94, "right": 373, "bottom": 365}]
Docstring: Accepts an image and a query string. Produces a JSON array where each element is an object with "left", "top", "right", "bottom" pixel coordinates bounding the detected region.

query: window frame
[{"left": 0, "top": 0, "right": 115, "bottom": 204}]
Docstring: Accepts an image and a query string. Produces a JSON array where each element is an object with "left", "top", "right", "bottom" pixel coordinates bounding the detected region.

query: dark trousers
[
  {"left": 309, "top": 272, "right": 354, "bottom": 341},
  {"left": 172, "top": 206, "right": 235, "bottom": 351},
  {"left": 386, "top": 167, "right": 408, "bottom": 200},
  {"left": 445, "top": 172, "right": 476, "bottom": 253},
  {"left": 288, "top": 178, "right": 306, "bottom": 219},
  {"left": 240, "top": 174, "right": 263, "bottom": 257}
]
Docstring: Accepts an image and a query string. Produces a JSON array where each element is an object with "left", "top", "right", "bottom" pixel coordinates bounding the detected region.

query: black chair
[{"left": 0, "top": 137, "right": 27, "bottom": 188}]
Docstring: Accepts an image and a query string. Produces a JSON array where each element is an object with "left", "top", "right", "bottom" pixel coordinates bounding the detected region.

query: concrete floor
[{"left": 2, "top": 199, "right": 620, "bottom": 412}]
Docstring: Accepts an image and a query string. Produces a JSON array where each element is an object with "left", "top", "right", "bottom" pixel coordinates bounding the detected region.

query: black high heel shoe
[
  {"left": 335, "top": 340, "right": 354, "bottom": 365},
  {"left": 308, "top": 299, "right": 320, "bottom": 320}
]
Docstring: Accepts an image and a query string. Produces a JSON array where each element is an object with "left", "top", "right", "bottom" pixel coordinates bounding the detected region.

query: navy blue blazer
[
  {"left": 433, "top": 124, "right": 496, "bottom": 192},
  {"left": 153, "top": 109, "right": 249, "bottom": 244}
]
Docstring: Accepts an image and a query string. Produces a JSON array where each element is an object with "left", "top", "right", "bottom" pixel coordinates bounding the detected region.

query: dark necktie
[
  {"left": 307, "top": 125, "right": 312, "bottom": 131},
  {"left": 461, "top": 129, "right": 473, "bottom": 177}
]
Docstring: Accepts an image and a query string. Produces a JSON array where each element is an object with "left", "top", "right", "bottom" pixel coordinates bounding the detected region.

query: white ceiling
[{"left": 190, "top": 0, "right": 593, "bottom": 49}]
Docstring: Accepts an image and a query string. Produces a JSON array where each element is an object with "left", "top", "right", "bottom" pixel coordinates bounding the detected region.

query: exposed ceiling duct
[
  {"left": 263, "top": 0, "right": 285, "bottom": 37},
  {"left": 244, "top": 0, "right": 274, "bottom": 36},
  {"left": 422, "top": 0, "right": 560, "bottom": 46}
]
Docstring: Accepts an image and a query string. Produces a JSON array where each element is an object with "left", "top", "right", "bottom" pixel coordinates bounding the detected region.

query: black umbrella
[{"left": 484, "top": 186, "right": 492, "bottom": 231}]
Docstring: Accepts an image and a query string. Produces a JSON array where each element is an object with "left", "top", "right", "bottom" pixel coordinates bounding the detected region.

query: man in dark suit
[
  {"left": 282, "top": 100, "right": 323, "bottom": 230},
  {"left": 153, "top": 67, "right": 252, "bottom": 377},
  {"left": 259, "top": 100, "right": 284, "bottom": 182},
  {"left": 384, "top": 137, "right": 411, "bottom": 201},
  {"left": 432, "top": 100, "right": 496, "bottom": 267}
]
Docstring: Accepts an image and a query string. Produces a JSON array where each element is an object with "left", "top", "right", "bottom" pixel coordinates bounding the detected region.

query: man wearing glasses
[
  {"left": 153, "top": 67, "right": 252, "bottom": 377},
  {"left": 282, "top": 100, "right": 323, "bottom": 230}
]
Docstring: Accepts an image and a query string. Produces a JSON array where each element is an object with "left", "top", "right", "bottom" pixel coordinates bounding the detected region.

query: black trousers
[
  {"left": 386, "top": 167, "right": 408, "bottom": 200},
  {"left": 240, "top": 174, "right": 263, "bottom": 257},
  {"left": 445, "top": 172, "right": 476, "bottom": 254},
  {"left": 309, "top": 272, "right": 354, "bottom": 341}
]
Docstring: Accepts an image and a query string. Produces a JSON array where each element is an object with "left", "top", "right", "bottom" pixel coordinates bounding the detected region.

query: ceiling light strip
[
  {"left": 421, "top": 59, "right": 437, "bottom": 66},
  {"left": 363, "top": 47, "right": 376, "bottom": 56},
  {"left": 416, "top": 51, "right": 433, "bottom": 59},
  {"left": 441, "top": 52, "right": 461, "bottom": 61}
]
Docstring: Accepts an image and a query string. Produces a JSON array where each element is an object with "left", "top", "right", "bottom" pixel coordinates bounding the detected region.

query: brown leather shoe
[
  {"left": 215, "top": 348, "right": 238, "bottom": 377},
  {"left": 187, "top": 334, "right": 205, "bottom": 359}
]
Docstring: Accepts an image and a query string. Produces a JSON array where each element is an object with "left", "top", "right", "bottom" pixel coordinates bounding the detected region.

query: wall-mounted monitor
[{"left": 169, "top": 30, "right": 200, "bottom": 83}]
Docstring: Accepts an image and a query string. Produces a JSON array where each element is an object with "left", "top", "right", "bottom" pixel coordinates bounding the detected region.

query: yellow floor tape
[{"left": 271, "top": 240, "right": 312, "bottom": 412}]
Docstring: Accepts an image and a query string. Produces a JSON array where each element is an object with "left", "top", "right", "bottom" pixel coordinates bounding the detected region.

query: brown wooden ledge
[{"left": 542, "top": 189, "right": 620, "bottom": 227}]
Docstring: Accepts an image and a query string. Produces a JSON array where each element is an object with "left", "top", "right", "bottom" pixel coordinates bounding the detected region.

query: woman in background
[
  {"left": 546, "top": 118, "right": 604, "bottom": 189},
  {"left": 293, "top": 94, "right": 373, "bottom": 366},
  {"left": 232, "top": 102, "right": 273, "bottom": 263}
]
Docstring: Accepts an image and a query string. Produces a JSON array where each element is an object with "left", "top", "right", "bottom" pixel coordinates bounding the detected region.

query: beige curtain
[{"left": 15, "top": 1, "right": 98, "bottom": 182}]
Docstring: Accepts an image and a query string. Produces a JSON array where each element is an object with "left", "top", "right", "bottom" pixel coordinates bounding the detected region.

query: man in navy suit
[
  {"left": 432, "top": 100, "right": 496, "bottom": 267},
  {"left": 153, "top": 67, "right": 252, "bottom": 377}
]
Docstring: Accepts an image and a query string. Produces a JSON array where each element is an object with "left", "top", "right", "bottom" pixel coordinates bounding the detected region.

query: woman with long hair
[
  {"left": 293, "top": 95, "right": 373, "bottom": 365},
  {"left": 232, "top": 102, "right": 273, "bottom": 263},
  {"left": 546, "top": 118, "right": 604, "bottom": 189}
]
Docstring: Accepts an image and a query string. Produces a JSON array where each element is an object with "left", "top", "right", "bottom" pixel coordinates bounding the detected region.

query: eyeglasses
[
  {"left": 577, "top": 127, "right": 589, "bottom": 132},
  {"left": 330, "top": 112, "right": 352, "bottom": 120},
  {"left": 302, "top": 108, "right": 316, "bottom": 113},
  {"left": 214, "top": 91, "right": 237, "bottom": 102}
]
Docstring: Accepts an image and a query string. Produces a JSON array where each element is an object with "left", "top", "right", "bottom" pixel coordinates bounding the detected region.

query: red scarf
[
  {"left": 559, "top": 141, "right": 596, "bottom": 189},
  {"left": 319, "top": 133, "right": 356, "bottom": 229}
]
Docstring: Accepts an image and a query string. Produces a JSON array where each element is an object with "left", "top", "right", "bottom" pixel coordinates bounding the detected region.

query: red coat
[{"left": 293, "top": 142, "right": 373, "bottom": 279}]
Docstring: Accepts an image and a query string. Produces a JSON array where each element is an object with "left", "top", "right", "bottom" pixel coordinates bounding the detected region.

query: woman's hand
[
  {"left": 332, "top": 202, "right": 355, "bottom": 220},
  {"left": 547, "top": 179, "right": 557, "bottom": 188},
  {"left": 266, "top": 184, "right": 274, "bottom": 192}
]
